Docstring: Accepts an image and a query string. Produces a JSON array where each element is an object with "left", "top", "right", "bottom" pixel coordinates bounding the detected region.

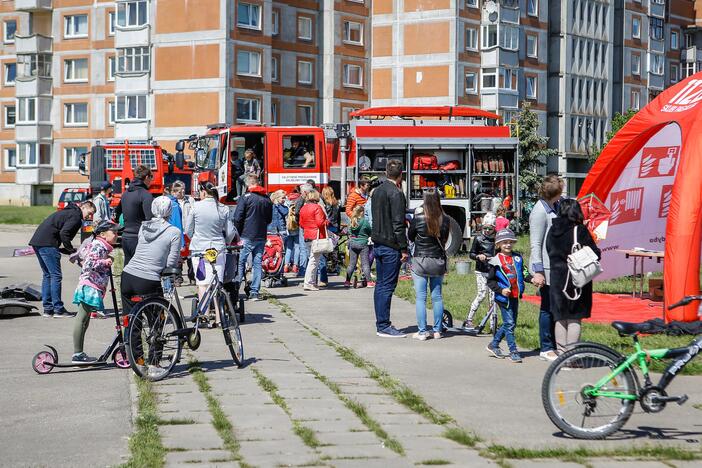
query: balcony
[
  {"left": 115, "top": 121, "right": 150, "bottom": 140},
  {"left": 15, "top": 123, "right": 53, "bottom": 142},
  {"left": 14, "top": 34, "right": 52, "bottom": 54},
  {"left": 15, "top": 76, "right": 52, "bottom": 97},
  {"left": 115, "top": 73, "right": 149, "bottom": 94},
  {"left": 16, "top": 167, "right": 53, "bottom": 185},
  {"left": 682, "top": 46, "right": 697, "bottom": 63},
  {"left": 15, "top": 0, "right": 52, "bottom": 12},
  {"left": 115, "top": 25, "right": 150, "bottom": 48}
]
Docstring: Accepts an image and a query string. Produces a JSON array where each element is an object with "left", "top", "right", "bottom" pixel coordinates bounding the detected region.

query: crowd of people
[{"left": 29, "top": 156, "right": 599, "bottom": 364}]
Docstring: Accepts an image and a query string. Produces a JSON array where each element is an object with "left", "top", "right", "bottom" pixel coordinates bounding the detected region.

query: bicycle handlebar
[{"left": 668, "top": 295, "right": 702, "bottom": 310}]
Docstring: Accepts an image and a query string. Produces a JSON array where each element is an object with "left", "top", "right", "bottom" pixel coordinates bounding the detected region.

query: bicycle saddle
[
  {"left": 161, "top": 267, "right": 182, "bottom": 277},
  {"left": 611, "top": 321, "right": 654, "bottom": 336}
]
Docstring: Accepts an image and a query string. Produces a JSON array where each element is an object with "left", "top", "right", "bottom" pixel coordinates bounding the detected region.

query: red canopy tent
[{"left": 579, "top": 72, "right": 702, "bottom": 322}]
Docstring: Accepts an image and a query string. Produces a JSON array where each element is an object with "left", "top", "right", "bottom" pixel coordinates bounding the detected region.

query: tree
[
  {"left": 589, "top": 108, "right": 638, "bottom": 163},
  {"left": 515, "top": 101, "right": 558, "bottom": 201}
]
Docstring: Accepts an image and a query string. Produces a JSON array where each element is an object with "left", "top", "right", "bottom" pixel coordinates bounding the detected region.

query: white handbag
[
  {"left": 564, "top": 226, "right": 603, "bottom": 301},
  {"left": 311, "top": 228, "right": 334, "bottom": 254}
]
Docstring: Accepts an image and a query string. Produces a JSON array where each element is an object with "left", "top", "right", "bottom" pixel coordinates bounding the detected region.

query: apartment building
[
  {"left": 371, "top": 0, "right": 698, "bottom": 195},
  {"left": 0, "top": 0, "right": 371, "bottom": 205}
]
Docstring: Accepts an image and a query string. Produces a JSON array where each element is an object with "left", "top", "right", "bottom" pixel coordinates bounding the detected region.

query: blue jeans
[
  {"left": 35, "top": 246, "right": 64, "bottom": 312},
  {"left": 412, "top": 273, "right": 444, "bottom": 333},
  {"left": 539, "top": 285, "right": 556, "bottom": 352},
  {"left": 318, "top": 254, "right": 328, "bottom": 283},
  {"left": 238, "top": 239, "right": 265, "bottom": 297},
  {"left": 284, "top": 231, "right": 300, "bottom": 266},
  {"left": 298, "top": 229, "right": 308, "bottom": 273},
  {"left": 492, "top": 297, "right": 519, "bottom": 353},
  {"left": 373, "top": 244, "right": 402, "bottom": 332}
]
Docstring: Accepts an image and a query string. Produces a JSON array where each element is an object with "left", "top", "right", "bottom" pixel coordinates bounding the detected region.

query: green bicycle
[{"left": 542, "top": 295, "right": 702, "bottom": 439}]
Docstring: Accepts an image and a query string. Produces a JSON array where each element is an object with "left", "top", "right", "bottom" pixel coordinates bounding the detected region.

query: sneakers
[
  {"left": 318, "top": 282, "right": 327, "bottom": 288},
  {"left": 53, "top": 309, "right": 75, "bottom": 319},
  {"left": 292, "top": 265, "right": 299, "bottom": 273},
  {"left": 71, "top": 352, "right": 97, "bottom": 364},
  {"left": 303, "top": 283, "right": 319, "bottom": 291},
  {"left": 284, "top": 264, "right": 291, "bottom": 273},
  {"left": 539, "top": 350, "right": 558, "bottom": 362},
  {"left": 366, "top": 281, "right": 376, "bottom": 288},
  {"left": 41, "top": 310, "right": 53, "bottom": 318},
  {"left": 90, "top": 312, "right": 98, "bottom": 319},
  {"left": 412, "top": 331, "right": 429, "bottom": 341},
  {"left": 509, "top": 351, "right": 523, "bottom": 363},
  {"left": 250, "top": 295, "right": 263, "bottom": 302},
  {"left": 433, "top": 331, "right": 442, "bottom": 340},
  {"left": 376, "top": 326, "right": 406, "bottom": 338},
  {"left": 486, "top": 343, "right": 505, "bottom": 359},
  {"left": 343, "top": 281, "right": 351, "bottom": 288},
  {"left": 462, "top": 319, "right": 475, "bottom": 330}
]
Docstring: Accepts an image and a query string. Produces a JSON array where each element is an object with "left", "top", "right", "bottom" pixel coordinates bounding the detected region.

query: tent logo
[
  {"left": 659, "top": 185, "right": 673, "bottom": 218},
  {"left": 662, "top": 79, "right": 702, "bottom": 112},
  {"left": 610, "top": 188, "right": 644, "bottom": 226},
  {"left": 639, "top": 146, "right": 679, "bottom": 178}
]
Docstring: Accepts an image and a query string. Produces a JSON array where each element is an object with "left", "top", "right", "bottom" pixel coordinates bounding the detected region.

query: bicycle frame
[{"left": 585, "top": 335, "right": 702, "bottom": 400}]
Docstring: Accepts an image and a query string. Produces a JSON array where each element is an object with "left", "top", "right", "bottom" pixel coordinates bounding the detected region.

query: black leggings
[
  {"left": 120, "top": 271, "right": 162, "bottom": 316},
  {"left": 122, "top": 236, "right": 138, "bottom": 267}
]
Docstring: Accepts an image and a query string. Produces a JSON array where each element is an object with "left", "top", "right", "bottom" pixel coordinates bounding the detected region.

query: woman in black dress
[{"left": 546, "top": 198, "right": 601, "bottom": 354}]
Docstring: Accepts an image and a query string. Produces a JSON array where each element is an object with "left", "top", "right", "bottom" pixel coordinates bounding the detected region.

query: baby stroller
[{"left": 258, "top": 234, "right": 288, "bottom": 289}]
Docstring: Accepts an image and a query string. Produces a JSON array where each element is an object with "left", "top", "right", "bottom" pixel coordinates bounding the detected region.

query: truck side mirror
[
  {"left": 175, "top": 140, "right": 185, "bottom": 152},
  {"left": 175, "top": 151, "right": 185, "bottom": 170}
]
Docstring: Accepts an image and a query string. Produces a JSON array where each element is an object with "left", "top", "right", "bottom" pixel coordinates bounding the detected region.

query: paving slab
[
  {"left": 164, "top": 449, "right": 233, "bottom": 464},
  {"left": 160, "top": 424, "right": 224, "bottom": 451}
]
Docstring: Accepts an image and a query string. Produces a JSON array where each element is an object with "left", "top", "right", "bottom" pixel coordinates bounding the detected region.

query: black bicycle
[{"left": 542, "top": 295, "right": 702, "bottom": 439}]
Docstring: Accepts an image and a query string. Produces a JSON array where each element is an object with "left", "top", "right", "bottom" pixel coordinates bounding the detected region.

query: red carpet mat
[{"left": 523, "top": 293, "right": 664, "bottom": 324}]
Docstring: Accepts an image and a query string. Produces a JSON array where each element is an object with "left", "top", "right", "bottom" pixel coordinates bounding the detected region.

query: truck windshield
[{"left": 194, "top": 135, "right": 220, "bottom": 171}]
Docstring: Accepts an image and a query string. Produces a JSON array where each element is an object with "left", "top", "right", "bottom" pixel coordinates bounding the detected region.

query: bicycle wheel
[
  {"left": 220, "top": 293, "right": 244, "bottom": 368},
  {"left": 489, "top": 303, "right": 498, "bottom": 337},
  {"left": 542, "top": 346, "right": 636, "bottom": 439},
  {"left": 126, "top": 299, "right": 183, "bottom": 381}
]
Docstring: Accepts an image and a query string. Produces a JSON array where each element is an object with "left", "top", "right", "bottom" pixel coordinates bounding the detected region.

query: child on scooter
[
  {"left": 463, "top": 213, "right": 496, "bottom": 329},
  {"left": 71, "top": 220, "right": 121, "bottom": 363}
]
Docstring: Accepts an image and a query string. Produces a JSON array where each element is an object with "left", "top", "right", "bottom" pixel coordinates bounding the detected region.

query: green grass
[
  {"left": 442, "top": 427, "right": 480, "bottom": 448},
  {"left": 120, "top": 378, "right": 165, "bottom": 468},
  {"left": 417, "top": 460, "right": 451, "bottom": 465},
  {"left": 0, "top": 205, "right": 54, "bottom": 224},
  {"left": 483, "top": 444, "right": 701, "bottom": 462},
  {"left": 157, "top": 418, "right": 196, "bottom": 425},
  {"left": 396, "top": 237, "right": 702, "bottom": 375}
]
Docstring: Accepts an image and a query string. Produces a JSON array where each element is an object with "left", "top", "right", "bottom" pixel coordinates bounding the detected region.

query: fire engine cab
[{"left": 177, "top": 106, "right": 519, "bottom": 255}]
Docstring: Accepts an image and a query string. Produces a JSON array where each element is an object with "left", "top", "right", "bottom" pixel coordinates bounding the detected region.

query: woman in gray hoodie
[{"left": 121, "top": 196, "right": 182, "bottom": 315}]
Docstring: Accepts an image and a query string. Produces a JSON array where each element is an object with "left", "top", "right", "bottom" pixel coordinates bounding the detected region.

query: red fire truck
[{"left": 175, "top": 106, "right": 519, "bottom": 255}]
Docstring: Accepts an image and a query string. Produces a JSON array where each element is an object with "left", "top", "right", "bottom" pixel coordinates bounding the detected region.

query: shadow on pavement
[{"left": 552, "top": 426, "right": 702, "bottom": 442}]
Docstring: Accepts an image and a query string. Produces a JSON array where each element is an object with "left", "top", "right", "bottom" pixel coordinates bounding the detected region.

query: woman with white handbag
[
  {"left": 546, "top": 198, "right": 601, "bottom": 354},
  {"left": 299, "top": 190, "right": 332, "bottom": 291}
]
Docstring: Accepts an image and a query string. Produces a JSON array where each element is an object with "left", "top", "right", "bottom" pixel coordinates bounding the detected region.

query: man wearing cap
[{"left": 93, "top": 182, "right": 113, "bottom": 224}]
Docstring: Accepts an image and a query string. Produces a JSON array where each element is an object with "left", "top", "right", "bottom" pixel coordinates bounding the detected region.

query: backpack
[
  {"left": 564, "top": 226, "right": 603, "bottom": 300},
  {"left": 286, "top": 204, "right": 299, "bottom": 231},
  {"left": 439, "top": 160, "right": 461, "bottom": 171},
  {"left": 412, "top": 153, "right": 439, "bottom": 170}
]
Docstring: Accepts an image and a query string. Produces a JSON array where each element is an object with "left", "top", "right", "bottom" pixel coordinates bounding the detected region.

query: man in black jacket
[
  {"left": 233, "top": 174, "right": 273, "bottom": 301},
  {"left": 371, "top": 159, "right": 408, "bottom": 337},
  {"left": 29, "top": 201, "right": 96, "bottom": 318},
  {"left": 115, "top": 165, "right": 154, "bottom": 266}
]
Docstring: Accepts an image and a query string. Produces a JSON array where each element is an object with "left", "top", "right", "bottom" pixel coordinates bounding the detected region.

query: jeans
[
  {"left": 373, "top": 244, "right": 402, "bottom": 332},
  {"left": 238, "top": 238, "right": 266, "bottom": 297},
  {"left": 412, "top": 273, "right": 444, "bottom": 333},
  {"left": 303, "top": 241, "right": 323, "bottom": 286},
  {"left": 539, "top": 285, "right": 556, "bottom": 352},
  {"left": 35, "top": 246, "right": 64, "bottom": 312},
  {"left": 346, "top": 242, "right": 371, "bottom": 281},
  {"left": 318, "top": 254, "right": 328, "bottom": 283},
  {"left": 284, "top": 231, "right": 301, "bottom": 266},
  {"left": 298, "top": 229, "right": 308, "bottom": 272},
  {"left": 492, "top": 297, "right": 519, "bottom": 353}
]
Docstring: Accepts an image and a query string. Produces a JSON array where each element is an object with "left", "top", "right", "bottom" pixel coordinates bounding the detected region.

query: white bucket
[{"left": 455, "top": 261, "right": 471, "bottom": 275}]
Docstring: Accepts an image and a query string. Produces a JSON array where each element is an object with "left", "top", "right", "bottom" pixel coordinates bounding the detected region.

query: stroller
[{"left": 243, "top": 234, "right": 288, "bottom": 291}]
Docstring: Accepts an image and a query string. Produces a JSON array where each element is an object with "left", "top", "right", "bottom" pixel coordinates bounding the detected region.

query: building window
[
  {"left": 236, "top": 97, "right": 260, "bottom": 123},
  {"left": 64, "top": 58, "right": 89, "bottom": 82},
  {"left": 107, "top": 56, "right": 116, "bottom": 81},
  {"left": 17, "top": 97, "right": 36, "bottom": 123},
  {"left": 466, "top": 28, "right": 477, "bottom": 51},
  {"left": 271, "top": 101, "right": 278, "bottom": 125},
  {"left": 4, "top": 63, "right": 15, "bottom": 85},
  {"left": 465, "top": 72, "right": 477, "bottom": 94},
  {"left": 64, "top": 14, "right": 88, "bottom": 38},
  {"left": 649, "top": 53, "right": 664, "bottom": 75},
  {"left": 343, "top": 21, "right": 363, "bottom": 45},
  {"left": 526, "top": 35, "right": 537, "bottom": 58},
  {"left": 671, "top": 63, "right": 679, "bottom": 83},
  {"left": 117, "top": 1, "right": 148, "bottom": 28},
  {"left": 686, "top": 33, "right": 694, "bottom": 49},
  {"left": 297, "top": 60, "right": 313, "bottom": 85},
  {"left": 649, "top": 18, "right": 663, "bottom": 41},
  {"left": 632, "top": 16, "right": 640, "bottom": 39},
  {"left": 298, "top": 17, "right": 313, "bottom": 41},
  {"left": 671, "top": 30, "right": 679, "bottom": 50},
  {"left": 631, "top": 54, "right": 640, "bottom": 75},
  {"left": 297, "top": 105, "right": 313, "bottom": 125},
  {"left": 500, "top": 24, "right": 519, "bottom": 50},
  {"left": 64, "top": 146, "right": 86, "bottom": 170},
  {"left": 481, "top": 24, "right": 497, "bottom": 49},
  {"left": 500, "top": 68, "right": 516, "bottom": 90},
  {"left": 631, "top": 90, "right": 640, "bottom": 110},
  {"left": 5, "top": 147, "right": 16, "bottom": 169},
  {"left": 4, "top": 105, "right": 15, "bottom": 128},
  {"left": 116, "top": 95, "right": 147, "bottom": 121},
  {"left": 466, "top": 0, "right": 478, "bottom": 7},
  {"left": 684, "top": 62, "right": 696, "bottom": 77},
  {"left": 343, "top": 64, "right": 363, "bottom": 87},
  {"left": 237, "top": 3, "right": 261, "bottom": 30},
  {"left": 527, "top": 0, "right": 538, "bottom": 17},
  {"left": 272, "top": 10, "right": 279, "bottom": 36},
  {"left": 482, "top": 68, "right": 496, "bottom": 88},
  {"left": 4, "top": 20, "right": 16, "bottom": 44},
  {"left": 108, "top": 101, "right": 115, "bottom": 125},
  {"left": 17, "top": 54, "right": 52, "bottom": 79},
  {"left": 601, "top": 43, "right": 607, "bottom": 65},
  {"left": 64, "top": 103, "right": 88, "bottom": 126},
  {"left": 18, "top": 143, "right": 36, "bottom": 166},
  {"left": 108, "top": 11, "right": 116, "bottom": 35},
  {"left": 117, "top": 47, "right": 150, "bottom": 73},
  {"left": 271, "top": 56, "right": 279, "bottom": 82},
  {"left": 526, "top": 76, "right": 537, "bottom": 99}
]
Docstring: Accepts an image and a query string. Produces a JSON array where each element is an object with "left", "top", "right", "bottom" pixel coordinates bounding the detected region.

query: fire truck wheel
[{"left": 444, "top": 216, "right": 463, "bottom": 256}]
